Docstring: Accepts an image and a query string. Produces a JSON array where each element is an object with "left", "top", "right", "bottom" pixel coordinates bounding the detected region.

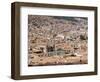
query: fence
[{"left": 47, "top": 50, "right": 66, "bottom": 56}]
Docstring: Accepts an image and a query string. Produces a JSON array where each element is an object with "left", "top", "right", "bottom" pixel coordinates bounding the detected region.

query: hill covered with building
[{"left": 28, "top": 15, "right": 88, "bottom": 66}]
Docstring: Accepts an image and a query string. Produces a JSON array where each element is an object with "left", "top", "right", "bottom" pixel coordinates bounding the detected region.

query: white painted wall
[{"left": 0, "top": 0, "right": 99, "bottom": 82}]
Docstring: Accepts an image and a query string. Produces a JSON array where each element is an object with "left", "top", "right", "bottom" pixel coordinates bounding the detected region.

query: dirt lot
[{"left": 28, "top": 54, "right": 87, "bottom": 66}]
